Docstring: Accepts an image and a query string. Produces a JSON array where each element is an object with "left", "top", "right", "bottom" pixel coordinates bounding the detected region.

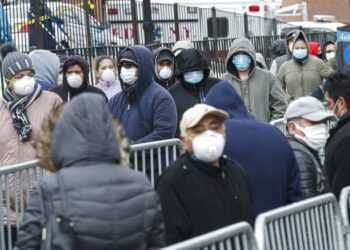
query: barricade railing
[
  {"left": 0, "top": 160, "right": 48, "bottom": 250},
  {"left": 0, "top": 138, "right": 182, "bottom": 250},
  {"left": 254, "top": 193, "right": 349, "bottom": 250},
  {"left": 160, "top": 222, "right": 258, "bottom": 250},
  {"left": 129, "top": 138, "right": 182, "bottom": 186},
  {"left": 340, "top": 186, "right": 350, "bottom": 226}
]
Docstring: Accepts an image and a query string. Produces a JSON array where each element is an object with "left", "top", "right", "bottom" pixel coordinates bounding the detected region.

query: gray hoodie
[
  {"left": 221, "top": 37, "right": 287, "bottom": 122},
  {"left": 29, "top": 49, "right": 60, "bottom": 84}
]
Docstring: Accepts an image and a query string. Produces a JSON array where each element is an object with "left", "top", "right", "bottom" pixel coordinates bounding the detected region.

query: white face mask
[
  {"left": 120, "top": 67, "right": 138, "bottom": 85},
  {"left": 67, "top": 73, "right": 83, "bottom": 89},
  {"left": 13, "top": 76, "right": 36, "bottom": 96},
  {"left": 325, "top": 52, "right": 335, "bottom": 61},
  {"left": 293, "top": 122, "right": 329, "bottom": 151},
  {"left": 101, "top": 68, "right": 116, "bottom": 83},
  {"left": 192, "top": 130, "right": 225, "bottom": 163},
  {"left": 158, "top": 66, "right": 172, "bottom": 80}
]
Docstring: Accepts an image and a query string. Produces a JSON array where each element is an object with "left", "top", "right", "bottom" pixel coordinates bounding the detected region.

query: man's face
[
  {"left": 66, "top": 64, "right": 84, "bottom": 81},
  {"left": 288, "top": 118, "right": 325, "bottom": 137},
  {"left": 157, "top": 60, "right": 174, "bottom": 73},
  {"left": 184, "top": 115, "right": 225, "bottom": 154},
  {"left": 294, "top": 40, "right": 307, "bottom": 51}
]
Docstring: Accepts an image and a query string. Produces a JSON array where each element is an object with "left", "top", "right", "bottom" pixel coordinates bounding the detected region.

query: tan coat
[{"left": 0, "top": 90, "right": 62, "bottom": 225}]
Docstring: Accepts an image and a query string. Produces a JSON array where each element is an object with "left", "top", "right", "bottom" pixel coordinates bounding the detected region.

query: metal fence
[
  {"left": 254, "top": 193, "right": 349, "bottom": 250},
  {"left": 340, "top": 186, "right": 350, "bottom": 226},
  {"left": 161, "top": 222, "right": 258, "bottom": 250},
  {"left": 1, "top": 0, "right": 297, "bottom": 52},
  {"left": 0, "top": 138, "right": 181, "bottom": 250}
]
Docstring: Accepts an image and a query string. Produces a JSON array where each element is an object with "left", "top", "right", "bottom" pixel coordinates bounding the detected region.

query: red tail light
[
  {"left": 108, "top": 8, "right": 118, "bottom": 15},
  {"left": 20, "top": 25, "right": 29, "bottom": 33},
  {"left": 249, "top": 5, "right": 260, "bottom": 12}
]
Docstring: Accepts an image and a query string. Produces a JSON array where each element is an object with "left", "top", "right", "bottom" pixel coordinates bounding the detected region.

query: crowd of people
[{"left": 0, "top": 29, "right": 349, "bottom": 249}]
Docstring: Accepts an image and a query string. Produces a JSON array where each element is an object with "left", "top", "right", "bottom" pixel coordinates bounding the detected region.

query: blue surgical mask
[
  {"left": 232, "top": 54, "right": 252, "bottom": 71},
  {"left": 293, "top": 49, "right": 308, "bottom": 61},
  {"left": 184, "top": 70, "right": 204, "bottom": 84}
]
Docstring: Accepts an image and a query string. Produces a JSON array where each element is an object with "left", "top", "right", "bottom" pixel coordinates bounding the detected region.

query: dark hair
[
  {"left": 95, "top": 55, "right": 116, "bottom": 71},
  {"left": 324, "top": 71, "right": 350, "bottom": 105}
]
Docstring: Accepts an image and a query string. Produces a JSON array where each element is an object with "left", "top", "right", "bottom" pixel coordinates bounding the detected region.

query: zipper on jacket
[
  {"left": 127, "top": 104, "right": 131, "bottom": 110},
  {"left": 241, "top": 81, "right": 251, "bottom": 112},
  {"left": 300, "top": 64, "right": 305, "bottom": 96},
  {"left": 199, "top": 87, "right": 205, "bottom": 103},
  {"left": 221, "top": 170, "right": 226, "bottom": 179}
]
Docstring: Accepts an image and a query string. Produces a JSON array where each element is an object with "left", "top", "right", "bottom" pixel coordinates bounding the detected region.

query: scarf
[{"left": 3, "top": 84, "right": 42, "bottom": 144}]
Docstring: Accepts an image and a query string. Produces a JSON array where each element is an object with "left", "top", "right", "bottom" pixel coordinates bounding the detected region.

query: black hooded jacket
[
  {"left": 15, "top": 94, "right": 165, "bottom": 250},
  {"left": 272, "top": 39, "right": 287, "bottom": 59},
  {"left": 49, "top": 55, "right": 107, "bottom": 102},
  {"left": 153, "top": 47, "right": 177, "bottom": 89},
  {"left": 169, "top": 49, "right": 220, "bottom": 136}
]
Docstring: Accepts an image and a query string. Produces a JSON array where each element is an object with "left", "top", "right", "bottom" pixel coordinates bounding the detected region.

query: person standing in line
[
  {"left": 0, "top": 42, "right": 62, "bottom": 248},
  {"left": 153, "top": 47, "right": 176, "bottom": 89},
  {"left": 14, "top": 93, "right": 165, "bottom": 250},
  {"left": 284, "top": 96, "right": 335, "bottom": 198},
  {"left": 221, "top": 37, "right": 287, "bottom": 122},
  {"left": 324, "top": 72, "right": 350, "bottom": 199},
  {"left": 205, "top": 81, "right": 303, "bottom": 217},
  {"left": 156, "top": 103, "right": 253, "bottom": 245},
  {"left": 278, "top": 30, "right": 334, "bottom": 101},
  {"left": 50, "top": 55, "right": 107, "bottom": 102},
  {"left": 94, "top": 55, "right": 121, "bottom": 100}
]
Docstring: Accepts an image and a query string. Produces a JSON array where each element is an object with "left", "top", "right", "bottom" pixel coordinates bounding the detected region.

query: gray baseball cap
[{"left": 284, "top": 96, "right": 336, "bottom": 122}]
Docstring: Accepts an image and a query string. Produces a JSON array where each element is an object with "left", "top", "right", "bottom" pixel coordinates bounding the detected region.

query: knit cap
[{"left": 0, "top": 42, "right": 35, "bottom": 82}]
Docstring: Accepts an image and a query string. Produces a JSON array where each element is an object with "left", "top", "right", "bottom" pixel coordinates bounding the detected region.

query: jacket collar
[
  {"left": 186, "top": 153, "right": 228, "bottom": 178},
  {"left": 329, "top": 111, "right": 350, "bottom": 137}
]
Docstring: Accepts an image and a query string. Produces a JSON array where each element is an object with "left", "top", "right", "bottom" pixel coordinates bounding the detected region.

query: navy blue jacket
[
  {"left": 108, "top": 46, "right": 177, "bottom": 144},
  {"left": 206, "top": 81, "right": 303, "bottom": 217}
]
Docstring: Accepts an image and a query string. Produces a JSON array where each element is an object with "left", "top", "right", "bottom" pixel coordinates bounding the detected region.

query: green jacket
[
  {"left": 278, "top": 31, "right": 334, "bottom": 101},
  {"left": 221, "top": 37, "right": 287, "bottom": 122}
]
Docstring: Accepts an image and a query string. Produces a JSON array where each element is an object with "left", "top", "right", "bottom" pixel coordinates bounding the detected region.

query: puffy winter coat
[
  {"left": 288, "top": 136, "right": 326, "bottom": 198},
  {"left": 15, "top": 93, "right": 165, "bottom": 250},
  {"left": 0, "top": 90, "right": 62, "bottom": 226}
]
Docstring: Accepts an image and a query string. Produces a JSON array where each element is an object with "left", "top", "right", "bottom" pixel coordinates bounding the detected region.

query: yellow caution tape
[{"left": 11, "top": 1, "right": 95, "bottom": 30}]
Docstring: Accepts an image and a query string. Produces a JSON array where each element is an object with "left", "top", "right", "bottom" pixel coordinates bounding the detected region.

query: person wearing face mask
[
  {"left": 94, "top": 55, "right": 121, "bottom": 100},
  {"left": 221, "top": 37, "right": 287, "bottom": 122},
  {"left": 108, "top": 45, "right": 177, "bottom": 144},
  {"left": 284, "top": 96, "right": 335, "bottom": 198},
  {"left": 153, "top": 47, "right": 176, "bottom": 89},
  {"left": 278, "top": 30, "right": 334, "bottom": 101},
  {"left": 322, "top": 41, "right": 336, "bottom": 63},
  {"left": 49, "top": 55, "right": 107, "bottom": 102},
  {"left": 323, "top": 72, "right": 350, "bottom": 199},
  {"left": 0, "top": 42, "right": 62, "bottom": 247},
  {"left": 169, "top": 48, "right": 220, "bottom": 136},
  {"left": 205, "top": 81, "right": 303, "bottom": 218},
  {"left": 156, "top": 103, "right": 253, "bottom": 245},
  {"left": 270, "top": 30, "right": 297, "bottom": 75}
]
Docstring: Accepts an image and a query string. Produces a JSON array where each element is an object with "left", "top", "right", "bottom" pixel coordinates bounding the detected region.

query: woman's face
[{"left": 96, "top": 59, "right": 116, "bottom": 79}]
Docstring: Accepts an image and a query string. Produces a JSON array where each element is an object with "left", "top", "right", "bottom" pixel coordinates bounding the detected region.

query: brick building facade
[{"left": 283, "top": 0, "right": 350, "bottom": 23}]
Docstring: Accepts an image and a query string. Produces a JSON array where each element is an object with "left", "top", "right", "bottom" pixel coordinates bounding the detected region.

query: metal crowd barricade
[
  {"left": 129, "top": 138, "right": 182, "bottom": 187},
  {"left": 0, "top": 139, "right": 182, "bottom": 250},
  {"left": 160, "top": 222, "right": 258, "bottom": 250},
  {"left": 0, "top": 160, "right": 46, "bottom": 250},
  {"left": 340, "top": 186, "right": 350, "bottom": 226},
  {"left": 255, "top": 193, "right": 349, "bottom": 250}
]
